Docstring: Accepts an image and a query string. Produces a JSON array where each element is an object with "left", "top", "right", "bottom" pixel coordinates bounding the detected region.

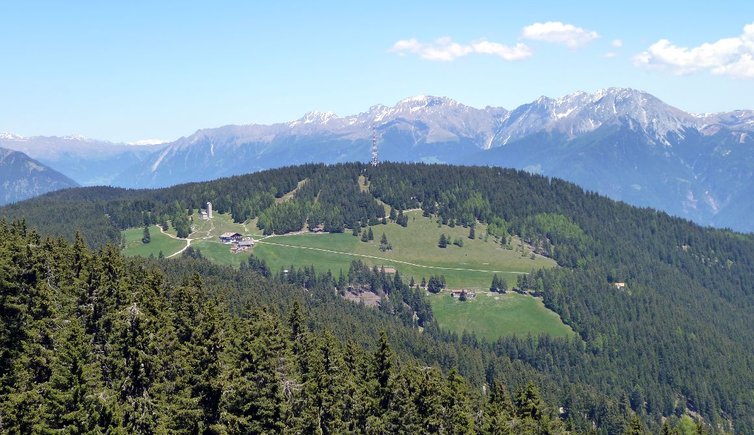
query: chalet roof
[
  {"left": 237, "top": 240, "right": 254, "bottom": 247},
  {"left": 220, "top": 232, "right": 242, "bottom": 238}
]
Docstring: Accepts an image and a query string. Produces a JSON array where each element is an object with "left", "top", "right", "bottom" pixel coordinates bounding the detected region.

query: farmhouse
[
  {"left": 230, "top": 238, "right": 255, "bottom": 253},
  {"left": 381, "top": 266, "right": 397, "bottom": 274},
  {"left": 219, "top": 232, "right": 243, "bottom": 244}
]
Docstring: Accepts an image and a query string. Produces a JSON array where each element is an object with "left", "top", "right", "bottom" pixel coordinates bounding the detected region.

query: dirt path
[
  {"left": 158, "top": 220, "right": 217, "bottom": 258},
  {"left": 255, "top": 239, "right": 528, "bottom": 275}
]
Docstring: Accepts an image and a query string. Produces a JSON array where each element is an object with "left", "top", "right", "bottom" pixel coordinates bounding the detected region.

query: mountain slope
[
  {"left": 0, "top": 147, "right": 79, "bottom": 205},
  {"left": 113, "top": 96, "right": 506, "bottom": 188},
  {"left": 470, "top": 100, "right": 754, "bottom": 231}
]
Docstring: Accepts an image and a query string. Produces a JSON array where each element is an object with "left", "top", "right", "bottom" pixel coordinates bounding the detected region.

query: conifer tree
[
  {"left": 43, "top": 317, "right": 113, "bottom": 433},
  {"left": 373, "top": 331, "right": 393, "bottom": 413},
  {"left": 515, "top": 382, "right": 544, "bottom": 421},
  {"left": 443, "top": 369, "right": 475, "bottom": 433},
  {"left": 625, "top": 414, "right": 646, "bottom": 435},
  {"left": 142, "top": 225, "right": 151, "bottom": 244},
  {"left": 220, "top": 309, "right": 289, "bottom": 433},
  {"left": 481, "top": 381, "right": 515, "bottom": 433}
]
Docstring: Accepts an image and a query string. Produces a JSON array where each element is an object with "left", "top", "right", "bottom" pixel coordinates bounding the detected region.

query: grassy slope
[
  {"left": 429, "top": 292, "right": 575, "bottom": 340},
  {"left": 123, "top": 211, "right": 571, "bottom": 340},
  {"left": 122, "top": 225, "right": 185, "bottom": 258},
  {"left": 254, "top": 210, "right": 554, "bottom": 289}
]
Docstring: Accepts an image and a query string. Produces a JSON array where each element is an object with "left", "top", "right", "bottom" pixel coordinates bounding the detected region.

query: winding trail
[
  {"left": 255, "top": 239, "right": 528, "bottom": 275},
  {"left": 157, "top": 219, "right": 216, "bottom": 258}
]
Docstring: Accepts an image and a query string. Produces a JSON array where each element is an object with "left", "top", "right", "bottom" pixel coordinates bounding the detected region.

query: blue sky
[{"left": 1, "top": 1, "right": 753, "bottom": 142}]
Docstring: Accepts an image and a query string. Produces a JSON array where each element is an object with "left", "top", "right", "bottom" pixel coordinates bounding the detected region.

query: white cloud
[
  {"left": 634, "top": 22, "right": 754, "bottom": 78},
  {"left": 521, "top": 21, "right": 599, "bottom": 48},
  {"left": 604, "top": 52, "right": 617, "bottom": 58},
  {"left": 389, "top": 37, "right": 532, "bottom": 61},
  {"left": 612, "top": 39, "right": 623, "bottom": 48}
]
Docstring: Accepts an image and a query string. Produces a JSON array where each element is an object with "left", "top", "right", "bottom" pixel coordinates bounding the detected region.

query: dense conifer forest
[{"left": 2, "top": 162, "right": 753, "bottom": 432}]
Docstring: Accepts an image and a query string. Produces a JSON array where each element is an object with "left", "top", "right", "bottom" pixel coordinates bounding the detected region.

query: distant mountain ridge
[
  {"left": 0, "top": 147, "right": 79, "bottom": 205},
  {"left": 0, "top": 133, "right": 164, "bottom": 186},
  {"left": 3, "top": 88, "right": 754, "bottom": 231}
]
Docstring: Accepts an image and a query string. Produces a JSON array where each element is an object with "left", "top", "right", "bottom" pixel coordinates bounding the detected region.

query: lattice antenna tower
[{"left": 370, "top": 126, "right": 379, "bottom": 166}]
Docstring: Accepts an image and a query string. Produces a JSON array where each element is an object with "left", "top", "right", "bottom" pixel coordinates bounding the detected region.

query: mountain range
[
  {"left": 0, "top": 146, "right": 78, "bottom": 205},
  {"left": 2, "top": 87, "right": 754, "bottom": 231}
]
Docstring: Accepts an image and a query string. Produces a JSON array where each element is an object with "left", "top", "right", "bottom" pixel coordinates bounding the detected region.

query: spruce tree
[
  {"left": 481, "top": 381, "right": 514, "bottom": 433},
  {"left": 220, "top": 309, "right": 289, "bottom": 433},
  {"left": 438, "top": 234, "right": 447, "bottom": 248},
  {"left": 373, "top": 331, "right": 393, "bottom": 412},
  {"left": 43, "top": 317, "right": 112, "bottom": 433},
  {"left": 443, "top": 369, "right": 475, "bottom": 434},
  {"left": 142, "top": 225, "right": 151, "bottom": 244}
]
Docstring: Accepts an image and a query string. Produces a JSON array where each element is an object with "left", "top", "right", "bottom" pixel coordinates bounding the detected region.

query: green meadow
[
  {"left": 429, "top": 291, "right": 575, "bottom": 341},
  {"left": 122, "top": 225, "right": 185, "bottom": 258},
  {"left": 123, "top": 210, "right": 572, "bottom": 339}
]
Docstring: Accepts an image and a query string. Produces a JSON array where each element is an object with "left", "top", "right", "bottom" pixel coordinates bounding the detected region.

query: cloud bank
[
  {"left": 390, "top": 21, "right": 599, "bottom": 63},
  {"left": 521, "top": 21, "right": 599, "bottom": 48},
  {"left": 389, "top": 37, "right": 532, "bottom": 62},
  {"left": 635, "top": 22, "right": 754, "bottom": 78}
]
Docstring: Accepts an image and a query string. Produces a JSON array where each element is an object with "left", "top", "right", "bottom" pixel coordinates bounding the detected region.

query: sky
[{"left": 1, "top": 1, "right": 753, "bottom": 143}]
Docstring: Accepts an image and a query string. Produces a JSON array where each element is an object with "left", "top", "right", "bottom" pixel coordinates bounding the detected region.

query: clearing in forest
[{"left": 253, "top": 210, "right": 554, "bottom": 289}]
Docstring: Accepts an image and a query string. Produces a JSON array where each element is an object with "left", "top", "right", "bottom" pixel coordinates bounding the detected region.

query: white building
[{"left": 207, "top": 202, "right": 213, "bottom": 219}]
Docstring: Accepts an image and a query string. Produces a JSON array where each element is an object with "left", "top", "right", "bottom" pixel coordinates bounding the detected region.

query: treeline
[{"left": 0, "top": 220, "right": 574, "bottom": 433}]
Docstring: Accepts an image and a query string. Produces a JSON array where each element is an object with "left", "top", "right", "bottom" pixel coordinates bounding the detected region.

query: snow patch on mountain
[{"left": 0, "top": 132, "right": 26, "bottom": 141}]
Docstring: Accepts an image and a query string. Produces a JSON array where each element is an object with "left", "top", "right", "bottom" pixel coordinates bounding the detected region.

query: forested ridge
[{"left": 2, "top": 162, "right": 753, "bottom": 432}]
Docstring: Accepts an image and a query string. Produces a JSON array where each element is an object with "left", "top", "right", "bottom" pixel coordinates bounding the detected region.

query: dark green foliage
[
  {"left": 438, "top": 233, "right": 448, "bottom": 248},
  {"left": 490, "top": 274, "right": 507, "bottom": 293},
  {"left": 379, "top": 233, "right": 392, "bottom": 252},
  {"left": 141, "top": 225, "right": 151, "bottom": 244},
  {"left": 241, "top": 253, "right": 270, "bottom": 278},
  {"left": 396, "top": 209, "right": 409, "bottom": 227},
  {"left": 0, "top": 221, "right": 574, "bottom": 433},
  {"left": 427, "top": 275, "right": 446, "bottom": 294}
]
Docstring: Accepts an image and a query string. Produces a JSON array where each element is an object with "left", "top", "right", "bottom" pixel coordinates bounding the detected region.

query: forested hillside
[
  {"left": 2, "top": 162, "right": 753, "bottom": 432},
  {"left": 0, "top": 221, "right": 574, "bottom": 433}
]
